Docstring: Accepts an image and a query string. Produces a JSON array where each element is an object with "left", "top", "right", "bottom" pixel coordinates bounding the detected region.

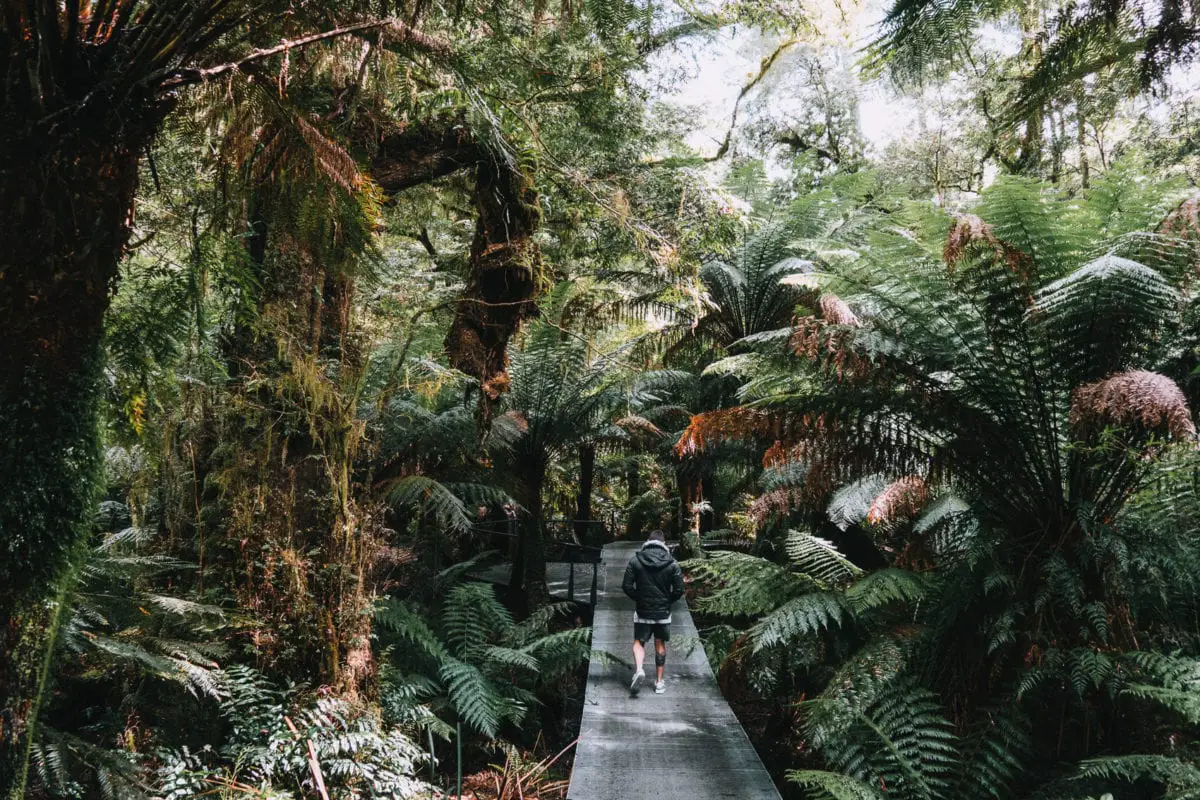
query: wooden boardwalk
[{"left": 566, "top": 542, "right": 781, "bottom": 800}]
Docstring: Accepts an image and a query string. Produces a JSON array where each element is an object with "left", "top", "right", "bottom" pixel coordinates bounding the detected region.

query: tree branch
[
  {"left": 163, "top": 18, "right": 452, "bottom": 89},
  {"left": 644, "top": 38, "right": 798, "bottom": 165},
  {"left": 776, "top": 131, "right": 838, "bottom": 164},
  {"left": 638, "top": 18, "right": 718, "bottom": 54}
]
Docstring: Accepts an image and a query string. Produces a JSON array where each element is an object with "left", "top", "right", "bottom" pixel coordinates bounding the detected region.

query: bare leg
[
  {"left": 633, "top": 639, "right": 645, "bottom": 674},
  {"left": 655, "top": 639, "right": 666, "bottom": 683}
]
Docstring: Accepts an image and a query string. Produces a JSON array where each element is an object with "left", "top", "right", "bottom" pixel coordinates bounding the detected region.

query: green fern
[
  {"left": 1075, "top": 755, "right": 1200, "bottom": 799},
  {"left": 785, "top": 529, "right": 864, "bottom": 586},
  {"left": 375, "top": 577, "right": 589, "bottom": 739},
  {"left": 787, "top": 770, "right": 885, "bottom": 800},
  {"left": 750, "top": 592, "right": 849, "bottom": 653},
  {"left": 687, "top": 551, "right": 818, "bottom": 617},
  {"left": 845, "top": 569, "right": 929, "bottom": 614},
  {"left": 157, "top": 667, "right": 430, "bottom": 799},
  {"left": 949, "top": 707, "right": 1032, "bottom": 799},
  {"left": 803, "top": 676, "right": 958, "bottom": 800}
]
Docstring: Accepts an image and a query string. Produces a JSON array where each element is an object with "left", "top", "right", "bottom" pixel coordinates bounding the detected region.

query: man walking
[{"left": 622, "top": 530, "right": 684, "bottom": 695}]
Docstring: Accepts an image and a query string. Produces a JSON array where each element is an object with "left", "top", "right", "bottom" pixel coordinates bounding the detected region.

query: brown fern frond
[
  {"left": 761, "top": 441, "right": 839, "bottom": 501},
  {"left": 616, "top": 415, "right": 665, "bottom": 438},
  {"left": 819, "top": 294, "right": 861, "bottom": 327},
  {"left": 790, "top": 314, "right": 869, "bottom": 381},
  {"left": 944, "top": 214, "right": 999, "bottom": 266},
  {"left": 1158, "top": 195, "right": 1200, "bottom": 241},
  {"left": 482, "top": 372, "right": 511, "bottom": 400},
  {"left": 676, "top": 407, "right": 775, "bottom": 455},
  {"left": 944, "top": 213, "right": 1030, "bottom": 282},
  {"left": 866, "top": 476, "right": 929, "bottom": 526},
  {"left": 748, "top": 458, "right": 837, "bottom": 522},
  {"left": 762, "top": 440, "right": 793, "bottom": 469},
  {"left": 1070, "top": 369, "right": 1196, "bottom": 439},
  {"left": 290, "top": 112, "right": 360, "bottom": 192},
  {"left": 748, "top": 487, "right": 808, "bottom": 524}
]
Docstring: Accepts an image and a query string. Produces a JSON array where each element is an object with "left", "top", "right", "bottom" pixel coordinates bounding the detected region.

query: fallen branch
[{"left": 284, "top": 716, "right": 331, "bottom": 800}]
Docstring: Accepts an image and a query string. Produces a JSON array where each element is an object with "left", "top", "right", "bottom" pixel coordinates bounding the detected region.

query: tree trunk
[
  {"left": 700, "top": 474, "right": 716, "bottom": 534},
  {"left": 675, "top": 471, "right": 703, "bottom": 555},
  {"left": 575, "top": 444, "right": 596, "bottom": 545},
  {"left": 1077, "top": 99, "right": 1090, "bottom": 189},
  {"left": 625, "top": 460, "right": 644, "bottom": 540},
  {"left": 0, "top": 128, "right": 151, "bottom": 799},
  {"left": 1013, "top": 3, "right": 1045, "bottom": 175},
  {"left": 513, "top": 461, "right": 548, "bottom": 611},
  {"left": 209, "top": 181, "right": 380, "bottom": 699}
]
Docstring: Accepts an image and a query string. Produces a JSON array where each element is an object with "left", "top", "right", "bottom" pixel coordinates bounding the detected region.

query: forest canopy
[{"left": 3, "top": 0, "right": 1200, "bottom": 798}]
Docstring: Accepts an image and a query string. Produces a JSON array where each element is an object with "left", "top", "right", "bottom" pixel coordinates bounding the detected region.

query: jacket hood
[{"left": 636, "top": 540, "right": 673, "bottom": 571}]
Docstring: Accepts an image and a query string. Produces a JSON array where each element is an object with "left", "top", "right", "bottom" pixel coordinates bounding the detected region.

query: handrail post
[
  {"left": 456, "top": 721, "right": 462, "bottom": 799},
  {"left": 590, "top": 560, "right": 598, "bottom": 606},
  {"left": 567, "top": 561, "right": 575, "bottom": 602}
]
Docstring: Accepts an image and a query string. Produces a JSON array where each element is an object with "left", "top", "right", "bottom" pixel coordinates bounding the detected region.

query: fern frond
[
  {"left": 786, "top": 770, "right": 885, "bottom": 800},
  {"left": 1035, "top": 252, "right": 1180, "bottom": 384},
  {"left": 804, "top": 676, "right": 958, "bottom": 800},
  {"left": 827, "top": 475, "right": 890, "bottom": 530},
  {"left": 1076, "top": 755, "right": 1200, "bottom": 799},
  {"left": 846, "top": 568, "right": 929, "bottom": 614},
  {"left": 750, "top": 592, "right": 849, "bottom": 653},
  {"left": 444, "top": 582, "right": 513, "bottom": 656},
  {"left": 950, "top": 707, "right": 1032, "bottom": 799},
  {"left": 439, "top": 658, "right": 517, "bottom": 738},
  {"left": 374, "top": 598, "right": 451, "bottom": 661},
  {"left": 785, "top": 530, "right": 863, "bottom": 586},
  {"left": 687, "top": 552, "right": 818, "bottom": 617}
]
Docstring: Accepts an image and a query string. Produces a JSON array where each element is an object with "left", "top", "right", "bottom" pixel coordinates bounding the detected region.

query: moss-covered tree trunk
[
  {"left": 0, "top": 126, "right": 152, "bottom": 799},
  {"left": 370, "top": 116, "right": 542, "bottom": 409},
  {"left": 204, "top": 176, "right": 381, "bottom": 699}
]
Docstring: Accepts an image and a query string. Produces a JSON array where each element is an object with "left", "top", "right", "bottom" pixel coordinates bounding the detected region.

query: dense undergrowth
[{"left": 6, "top": 0, "right": 1200, "bottom": 798}]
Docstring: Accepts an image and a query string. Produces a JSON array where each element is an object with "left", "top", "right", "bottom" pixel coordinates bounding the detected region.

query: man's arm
[
  {"left": 622, "top": 559, "right": 638, "bottom": 600},
  {"left": 669, "top": 562, "right": 685, "bottom": 603}
]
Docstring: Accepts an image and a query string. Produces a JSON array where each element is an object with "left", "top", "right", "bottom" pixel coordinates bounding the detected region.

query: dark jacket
[{"left": 622, "top": 541, "right": 684, "bottom": 620}]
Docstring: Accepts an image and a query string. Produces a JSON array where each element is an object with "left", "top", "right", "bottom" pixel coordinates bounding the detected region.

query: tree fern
[
  {"left": 750, "top": 592, "right": 849, "bottom": 653},
  {"left": 803, "top": 676, "right": 958, "bottom": 800},
  {"left": 784, "top": 529, "right": 864, "bottom": 586},
  {"left": 787, "top": 770, "right": 885, "bottom": 800},
  {"left": 845, "top": 568, "right": 929, "bottom": 614},
  {"left": 682, "top": 177, "right": 1200, "bottom": 796},
  {"left": 375, "top": 577, "right": 589, "bottom": 739},
  {"left": 1075, "top": 755, "right": 1200, "bottom": 800},
  {"left": 687, "top": 551, "right": 818, "bottom": 617}
]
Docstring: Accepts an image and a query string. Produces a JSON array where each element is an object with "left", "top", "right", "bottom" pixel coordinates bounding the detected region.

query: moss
[{"left": 0, "top": 343, "right": 104, "bottom": 799}]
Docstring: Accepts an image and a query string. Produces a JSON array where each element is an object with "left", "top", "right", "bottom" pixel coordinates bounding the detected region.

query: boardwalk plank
[{"left": 566, "top": 542, "right": 781, "bottom": 800}]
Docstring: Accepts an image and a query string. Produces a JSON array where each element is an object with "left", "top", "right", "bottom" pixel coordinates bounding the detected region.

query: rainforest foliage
[{"left": 4, "top": 0, "right": 1200, "bottom": 798}]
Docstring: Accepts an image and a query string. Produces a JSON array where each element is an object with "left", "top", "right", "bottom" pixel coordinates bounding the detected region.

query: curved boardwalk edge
[{"left": 566, "top": 542, "right": 782, "bottom": 800}]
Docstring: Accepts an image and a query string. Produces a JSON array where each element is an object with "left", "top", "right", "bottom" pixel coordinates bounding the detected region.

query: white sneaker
[
  {"left": 631, "top": 669, "right": 645, "bottom": 692},
  {"left": 654, "top": 680, "right": 666, "bottom": 694}
]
